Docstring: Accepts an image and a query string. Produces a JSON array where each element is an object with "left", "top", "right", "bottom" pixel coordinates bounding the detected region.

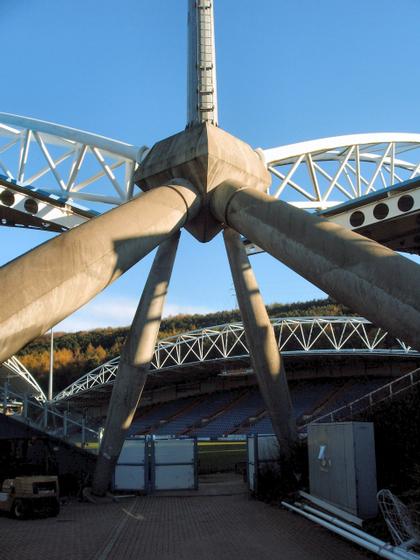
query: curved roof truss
[
  {"left": 1, "top": 355, "right": 46, "bottom": 400},
  {"left": 2, "top": 116, "right": 420, "bottom": 217},
  {"left": 54, "top": 316, "right": 419, "bottom": 402},
  {"left": 261, "top": 133, "right": 420, "bottom": 210},
  {"left": 0, "top": 113, "right": 148, "bottom": 210}
]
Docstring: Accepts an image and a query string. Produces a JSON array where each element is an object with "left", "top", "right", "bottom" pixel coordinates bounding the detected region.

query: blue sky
[{"left": 1, "top": 0, "right": 420, "bottom": 331}]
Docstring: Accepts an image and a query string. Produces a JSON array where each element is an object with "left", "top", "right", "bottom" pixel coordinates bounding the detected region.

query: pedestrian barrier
[
  {"left": 0, "top": 382, "right": 99, "bottom": 449},
  {"left": 113, "top": 436, "right": 198, "bottom": 493},
  {"left": 114, "top": 438, "right": 147, "bottom": 492}
]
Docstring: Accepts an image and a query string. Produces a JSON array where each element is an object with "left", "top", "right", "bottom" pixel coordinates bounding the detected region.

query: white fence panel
[
  {"left": 113, "top": 437, "right": 147, "bottom": 491},
  {"left": 152, "top": 438, "right": 198, "bottom": 491}
]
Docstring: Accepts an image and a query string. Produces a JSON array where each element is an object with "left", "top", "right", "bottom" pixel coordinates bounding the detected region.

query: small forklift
[{"left": 0, "top": 475, "right": 60, "bottom": 519}]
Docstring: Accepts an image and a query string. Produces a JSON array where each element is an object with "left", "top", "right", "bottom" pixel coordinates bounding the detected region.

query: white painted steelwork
[
  {"left": 262, "top": 133, "right": 420, "bottom": 210},
  {"left": 0, "top": 176, "right": 92, "bottom": 231},
  {"left": 1, "top": 355, "right": 45, "bottom": 400},
  {"left": 320, "top": 180, "right": 420, "bottom": 230},
  {"left": 0, "top": 113, "right": 147, "bottom": 209},
  {"left": 2, "top": 112, "right": 420, "bottom": 241},
  {"left": 53, "top": 317, "right": 419, "bottom": 402},
  {"left": 0, "top": 382, "right": 98, "bottom": 446},
  {"left": 245, "top": 176, "right": 420, "bottom": 256}
]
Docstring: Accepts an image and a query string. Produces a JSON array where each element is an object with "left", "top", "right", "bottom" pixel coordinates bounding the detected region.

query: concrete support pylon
[
  {"left": 211, "top": 182, "right": 420, "bottom": 350},
  {"left": 92, "top": 233, "right": 180, "bottom": 496},
  {"left": 223, "top": 228, "right": 297, "bottom": 453},
  {"left": 0, "top": 182, "right": 200, "bottom": 362}
]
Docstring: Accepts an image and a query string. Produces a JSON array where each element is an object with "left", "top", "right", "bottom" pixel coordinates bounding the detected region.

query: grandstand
[
  {"left": 2, "top": 320, "right": 417, "bottom": 447},
  {"left": 49, "top": 316, "right": 419, "bottom": 442},
  {"left": 123, "top": 377, "right": 393, "bottom": 439}
]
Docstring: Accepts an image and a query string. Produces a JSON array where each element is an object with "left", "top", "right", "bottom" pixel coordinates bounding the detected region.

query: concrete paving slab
[{"left": 0, "top": 476, "right": 370, "bottom": 560}]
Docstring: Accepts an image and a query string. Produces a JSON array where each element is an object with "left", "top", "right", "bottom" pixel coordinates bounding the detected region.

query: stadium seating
[
  {"left": 192, "top": 389, "right": 263, "bottom": 438},
  {"left": 153, "top": 390, "right": 242, "bottom": 436},
  {"left": 315, "top": 377, "right": 390, "bottom": 417},
  {"left": 126, "top": 377, "right": 393, "bottom": 438},
  {"left": 128, "top": 398, "right": 196, "bottom": 436}
]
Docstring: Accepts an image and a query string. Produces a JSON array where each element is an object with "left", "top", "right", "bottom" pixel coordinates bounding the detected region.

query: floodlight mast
[{"left": 187, "top": 0, "right": 218, "bottom": 127}]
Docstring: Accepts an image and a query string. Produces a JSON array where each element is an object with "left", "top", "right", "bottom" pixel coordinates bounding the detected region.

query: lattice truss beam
[
  {"left": 1, "top": 355, "right": 46, "bottom": 400},
  {"left": 0, "top": 113, "right": 147, "bottom": 209},
  {"left": 262, "top": 133, "right": 420, "bottom": 209},
  {"left": 3, "top": 115, "right": 420, "bottom": 217},
  {"left": 54, "top": 317, "right": 419, "bottom": 402}
]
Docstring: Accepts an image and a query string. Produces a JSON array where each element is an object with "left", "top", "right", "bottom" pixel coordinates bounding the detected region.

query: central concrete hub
[{"left": 134, "top": 123, "right": 271, "bottom": 242}]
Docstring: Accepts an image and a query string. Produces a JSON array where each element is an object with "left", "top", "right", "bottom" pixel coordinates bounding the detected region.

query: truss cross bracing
[
  {"left": 0, "top": 113, "right": 147, "bottom": 211},
  {"left": 53, "top": 317, "right": 419, "bottom": 402},
  {"left": 1, "top": 355, "right": 45, "bottom": 400},
  {"left": 263, "top": 134, "right": 420, "bottom": 209},
  {"left": 1, "top": 112, "right": 420, "bottom": 252}
]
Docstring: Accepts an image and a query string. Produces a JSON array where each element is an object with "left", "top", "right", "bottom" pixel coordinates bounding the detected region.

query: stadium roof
[
  {"left": 54, "top": 316, "right": 420, "bottom": 406},
  {"left": 0, "top": 356, "right": 45, "bottom": 400}
]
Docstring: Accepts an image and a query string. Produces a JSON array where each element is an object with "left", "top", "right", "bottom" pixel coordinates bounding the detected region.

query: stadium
[
  {"left": 52, "top": 316, "right": 420, "bottom": 438},
  {"left": 1, "top": 1, "right": 420, "bottom": 559},
  {"left": 2, "top": 313, "right": 419, "bottom": 481}
]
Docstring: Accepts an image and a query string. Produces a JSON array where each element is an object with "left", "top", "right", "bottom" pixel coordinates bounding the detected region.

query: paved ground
[{"left": 0, "top": 475, "right": 370, "bottom": 560}]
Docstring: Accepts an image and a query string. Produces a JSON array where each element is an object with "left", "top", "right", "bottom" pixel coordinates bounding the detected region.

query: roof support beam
[
  {"left": 92, "top": 233, "right": 180, "bottom": 496},
  {"left": 224, "top": 227, "right": 297, "bottom": 453},
  {"left": 211, "top": 181, "right": 420, "bottom": 350},
  {"left": 0, "top": 182, "right": 200, "bottom": 362}
]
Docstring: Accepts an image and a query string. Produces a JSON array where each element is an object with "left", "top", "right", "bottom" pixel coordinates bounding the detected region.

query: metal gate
[
  {"left": 113, "top": 436, "right": 198, "bottom": 493},
  {"left": 113, "top": 437, "right": 147, "bottom": 492},
  {"left": 247, "top": 434, "right": 279, "bottom": 493},
  {"left": 151, "top": 437, "right": 198, "bottom": 491}
]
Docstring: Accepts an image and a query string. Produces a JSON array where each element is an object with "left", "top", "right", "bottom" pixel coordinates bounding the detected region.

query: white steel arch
[
  {"left": 1, "top": 355, "right": 46, "bottom": 400},
  {"left": 2, "top": 115, "right": 420, "bottom": 219},
  {"left": 0, "top": 113, "right": 148, "bottom": 208},
  {"left": 261, "top": 133, "right": 420, "bottom": 210},
  {"left": 53, "top": 316, "right": 419, "bottom": 402}
]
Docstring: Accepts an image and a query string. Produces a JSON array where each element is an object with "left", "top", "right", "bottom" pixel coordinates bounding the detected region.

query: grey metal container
[{"left": 307, "top": 422, "right": 377, "bottom": 519}]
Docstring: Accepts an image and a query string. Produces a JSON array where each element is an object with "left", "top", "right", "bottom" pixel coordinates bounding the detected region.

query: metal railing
[
  {"left": 305, "top": 367, "right": 420, "bottom": 426},
  {"left": 0, "top": 382, "right": 100, "bottom": 451}
]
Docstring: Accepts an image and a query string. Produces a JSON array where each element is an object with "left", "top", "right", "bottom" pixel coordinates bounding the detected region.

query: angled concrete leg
[
  {"left": 223, "top": 228, "right": 297, "bottom": 453},
  {"left": 0, "top": 182, "right": 200, "bottom": 362},
  {"left": 92, "top": 233, "right": 180, "bottom": 496},
  {"left": 212, "top": 182, "right": 420, "bottom": 350}
]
